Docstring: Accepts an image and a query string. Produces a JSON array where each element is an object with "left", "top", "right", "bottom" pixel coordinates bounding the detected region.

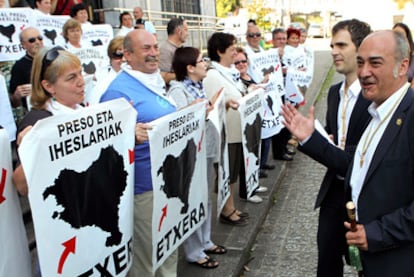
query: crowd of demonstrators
[
  {"left": 282, "top": 19, "right": 372, "bottom": 277},
  {"left": 392, "top": 22, "right": 414, "bottom": 87},
  {"left": 116, "top": 11, "right": 134, "bottom": 37},
  {"left": 203, "top": 32, "right": 249, "bottom": 226},
  {"left": 168, "top": 46, "right": 229, "bottom": 269},
  {"left": 8, "top": 3, "right": 414, "bottom": 276},
  {"left": 269, "top": 27, "right": 294, "bottom": 162},
  {"left": 159, "top": 17, "right": 189, "bottom": 85}
]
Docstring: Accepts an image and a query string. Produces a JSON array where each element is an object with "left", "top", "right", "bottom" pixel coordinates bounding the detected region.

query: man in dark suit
[
  {"left": 342, "top": 30, "right": 414, "bottom": 276},
  {"left": 281, "top": 19, "right": 372, "bottom": 276}
]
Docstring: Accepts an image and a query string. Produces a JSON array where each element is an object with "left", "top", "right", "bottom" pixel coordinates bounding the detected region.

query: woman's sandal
[
  {"left": 204, "top": 245, "right": 227, "bottom": 255},
  {"left": 236, "top": 209, "right": 249, "bottom": 219},
  {"left": 220, "top": 210, "right": 248, "bottom": 226},
  {"left": 190, "top": 256, "right": 219, "bottom": 269}
]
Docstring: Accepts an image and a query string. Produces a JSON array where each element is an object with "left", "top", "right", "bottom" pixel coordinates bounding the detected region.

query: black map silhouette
[
  {"left": 0, "top": 24, "right": 15, "bottom": 42},
  {"left": 91, "top": 39, "right": 103, "bottom": 46},
  {"left": 266, "top": 95, "right": 275, "bottom": 116},
  {"left": 83, "top": 61, "right": 96, "bottom": 74},
  {"left": 43, "top": 146, "right": 127, "bottom": 247},
  {"left": 243, "top": 113, "right": 262, "bottom": 166},
  {"left": 44, "top": 29, "right": 57, "bottom": 45},
  {"left": 157, "top": 138, "right": 197, "bottom": 214}
]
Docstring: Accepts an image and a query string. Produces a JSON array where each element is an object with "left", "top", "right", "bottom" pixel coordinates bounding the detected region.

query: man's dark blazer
[
  {"left": 345, "top": 88, "right": 414, "bottom": 276},
  {"left": 300, "top": 81, "right": 371, "bottom": 209}
]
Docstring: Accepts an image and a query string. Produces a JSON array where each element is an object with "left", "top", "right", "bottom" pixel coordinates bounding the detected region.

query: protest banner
[
  {"left": 34, "top": 14, "right": 70, "bottom": 47},
  {"left": 0, "top": 74, "right": 16, "bottom": 141},
  {"left": 18, "top": 98, "right": 137, "bottom": 276},
  {"left": 148, "top": 102, "right": 207, "bottom": 271},
  {"left": 69, "top": 47, "right": 109, "bottom": 106},
  {"left": 283, "top": 46, "right": 314, "bottom": 88},
  {"left": 81, "top": 24, "right": 113, "bottom": 49},
  {"left": 285, "top": 69, "right": 305, "bottom": 106},
  {"left": 247, "top": 48, "right": 285, "bottom": 138},
  {"left": 0, "top": 129, "right": 31, "bottom": 277},
  {"left": 0, "top": 8, "right": 34, "bottom": 61},
  {"left": 238, "top": 89, "right": 263, "bottom": 198},
  {"left": 206, "top": 91, "right": 230, "bottom": 218}
]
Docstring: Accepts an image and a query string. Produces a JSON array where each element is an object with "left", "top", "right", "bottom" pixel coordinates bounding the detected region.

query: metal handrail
[{"left": 93, "top": 8, "right": 224, "bottom": 50}]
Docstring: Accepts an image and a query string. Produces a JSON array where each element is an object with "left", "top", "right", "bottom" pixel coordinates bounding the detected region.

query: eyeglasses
[
  {"left": 112, "top": 51, "right": 123, "bottom": 59},
  {"left": 247, "top": 33, "right": 261, "bottom": 38},
  {"left": 27, "top": 35, "right": 43, "bottom": 43},
  {"left": 41, "top": 46, "right": 65, "bottom": 80},
  {"left": 234, "top": 59, "right": 247, "bottom": 66},
  {"left": 196, "top": 57, "right": 210, "bottom": 64}
]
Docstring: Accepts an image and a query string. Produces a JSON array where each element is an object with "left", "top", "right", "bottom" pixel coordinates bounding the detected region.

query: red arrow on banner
[
  {"left": 57, "top": 236, "right": 76, "bottom": 274},
  {"left": 128, "top": 149, "right": 134, "bottom": 164},
  {"left": 158, "top": 205, "right": 168, "bottom": 231},
  {"left": 0, "top": 168, "right": 7, "bottom": 204}
]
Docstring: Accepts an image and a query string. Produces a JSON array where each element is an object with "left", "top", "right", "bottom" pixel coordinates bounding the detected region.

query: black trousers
[{"left": 316, "top": 178, "right": 349, "bottom": 277}]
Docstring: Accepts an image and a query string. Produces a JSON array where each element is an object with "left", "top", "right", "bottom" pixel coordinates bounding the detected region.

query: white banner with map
[
  {"left": 247, "top": 48, "right": 285, "bottom": 138},
  {"left": 18, "top": 98, "right": 137, "bottom": 276},
  {"left": 206, "top": 91, "right": 230, "bottom": 218},
  {"left": 238, "top": 89, "right": 263, "bottom": 198},
  {"left": 0, "top": 8, "right": 34, "bottom": 61},
  {"left": 0, "top": 129, "right": 31, "bottom": 277},
  {"left": 0, "top": 75, "right": 16, "bottom": 141},
  {"left": 148, "top": 102, "right": 207, "bottom": 271},
  {"left": 34, "top": 14, "right": 70, "bottom": 47}
]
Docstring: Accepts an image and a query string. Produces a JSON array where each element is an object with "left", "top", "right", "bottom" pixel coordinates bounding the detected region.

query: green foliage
[
  {"left": 216, "top": 0, "right": 241, "bottom": 18},
  {"left": 246, "top": 0, "right": 273, "bottom": 31}
]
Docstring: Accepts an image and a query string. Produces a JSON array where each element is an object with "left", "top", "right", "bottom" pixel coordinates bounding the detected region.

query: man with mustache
[
  {"left": 281, "top": 19, "right": 372, "bottom": 276},
  {"left": 100, "top": 29, "right": 177, "bottom": 276}
]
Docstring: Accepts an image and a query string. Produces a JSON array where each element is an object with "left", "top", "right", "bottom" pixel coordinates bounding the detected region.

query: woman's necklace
[{"left": 359, "top": 90, "right": 406, "bottom": 167}]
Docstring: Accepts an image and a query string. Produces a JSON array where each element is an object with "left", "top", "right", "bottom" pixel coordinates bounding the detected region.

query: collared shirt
[
  {"left": 336, "top": 79, "right": 361, "bottom": 148},
  {"left": 350, "top": 82, "right": 410, "bottom": 218}
]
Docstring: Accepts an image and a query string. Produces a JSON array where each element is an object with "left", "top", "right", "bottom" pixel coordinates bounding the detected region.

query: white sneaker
[
  {"left": 247, "top": 195, "right": 263, "bottom": 203},
  {"left": 256, "top": 186, "right": 268, "bottom": 193}
]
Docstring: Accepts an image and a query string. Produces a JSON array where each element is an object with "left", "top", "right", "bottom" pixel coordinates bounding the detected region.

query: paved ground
[{"left": 177, "top": 50, "right": 362, "bottom": 277}]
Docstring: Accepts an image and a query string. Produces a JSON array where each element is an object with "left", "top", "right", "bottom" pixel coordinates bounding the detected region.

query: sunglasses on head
[
  {"left": 27, "top": 35, "right": 43, "bottom": 43},
  {"left": 112, "top": 51, "right": 123, "bottom": 59},
  {"left": 247, "top": 33, "right": 261, "bottom": 38},
  {"left": 234, "top": 59, "right": 247, "bottom": 66},
  {"left": 41, "top": 46, "right": 65, "bottom": 80},
  {"left": 196, "top": 57, "right": 210, "bottom": 64}
]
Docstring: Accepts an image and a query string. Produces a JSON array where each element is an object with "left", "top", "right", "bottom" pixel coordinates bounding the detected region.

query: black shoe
[
  {"left": 259, "top": 170, "right": 268, "bottom": 178},
  {"left": 261, "top": 164, "right": 276, "bottom": 170}
]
